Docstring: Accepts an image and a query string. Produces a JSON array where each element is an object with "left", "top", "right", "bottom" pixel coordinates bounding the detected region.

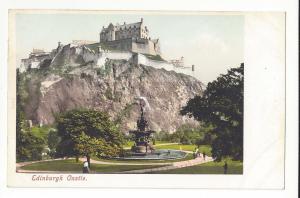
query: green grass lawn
[
  {"left": 154, "top": 141, "right": 174, "bottom": 145},
  {"left": 30, "top": 125, "right": 53, "bottom": 139},
  {"left": 21, "top": 159, "right": 166, "bottom": 173},
  {"left": 151, "top": 159, "right": 243, "bottom": 174},
  {"left": 123, "top": 141, "right": 135, "bottom": 147}
]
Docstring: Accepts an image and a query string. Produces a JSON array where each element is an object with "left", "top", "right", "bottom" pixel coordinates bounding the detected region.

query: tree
[
  {"left": 181, "top": 63, "right": 244, "bottom": 161},
  {"left": 16, "top": 68, "right": 23, "bottom": 161},
  {"left": 16, "top": 69, "right": 45, "bottom": 161},
  {"left": 47, "top": 129, "right": 60, "bottom": 158},
  {"left": 56, "top": 109, "right": 125, "bottom": 166},
  {"left": 17, "top": 132, "right": 45, "bottom": 161},
  {"left": 47, "top": 130, "right": 60, "bottom": 150}
]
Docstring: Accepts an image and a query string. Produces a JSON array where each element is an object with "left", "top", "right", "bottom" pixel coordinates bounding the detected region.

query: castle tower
[
  {"left": 107, "top": 23, "right": 115, "bottom": 41},
  {"left": 99, "top": 19, "right": 161, "bottom": 56}
]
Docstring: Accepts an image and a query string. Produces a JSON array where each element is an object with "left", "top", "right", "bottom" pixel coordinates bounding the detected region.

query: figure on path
[
  {"left": 223, "top": 161, "right": 228, "bottom": 174},
  {"left": 82, "top": 161, "right": 90, "bottom": 173},
  {"left": 203, "top": 152, "right": 206, "bottom": 160}
]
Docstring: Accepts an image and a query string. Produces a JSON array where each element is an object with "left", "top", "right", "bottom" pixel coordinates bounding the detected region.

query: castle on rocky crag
[
  {"left": 99, "top": 18, "right": 161, "bottom": 56},
  {"left": 19, "top": 18, "right": 194, "bottom": 77}
]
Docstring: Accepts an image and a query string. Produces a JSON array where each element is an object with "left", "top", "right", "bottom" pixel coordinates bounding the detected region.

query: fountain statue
[{"left": 129, "top": 97, "right": 155, "bottom": 154}]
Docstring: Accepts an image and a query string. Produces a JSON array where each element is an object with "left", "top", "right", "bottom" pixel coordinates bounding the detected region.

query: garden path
[{"left": 117, "top": 156, "right": 213, "bottom": 173}]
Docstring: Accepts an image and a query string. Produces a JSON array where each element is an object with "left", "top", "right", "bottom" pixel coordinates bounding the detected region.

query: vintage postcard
[{"left": 7, "top": 10, "right": 285, "bottom": 188}]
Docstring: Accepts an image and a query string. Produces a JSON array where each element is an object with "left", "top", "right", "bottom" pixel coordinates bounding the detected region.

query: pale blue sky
[{"left": 16, "top": 13, "right": 244, "bottom": 83}]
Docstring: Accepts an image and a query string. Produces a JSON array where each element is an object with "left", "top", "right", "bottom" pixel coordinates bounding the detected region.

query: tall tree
[
  {"left": 17, "top": 132, "right": 45, "bottom": 161},
  {"left": 47, "top": 129, "right": 60, "bottom": 158},
  {"left": 181, "top": 63, "right": 244, "bottom": 161},
  {"left": 56, "top": 109, "right": 125, "bottom": 166}
]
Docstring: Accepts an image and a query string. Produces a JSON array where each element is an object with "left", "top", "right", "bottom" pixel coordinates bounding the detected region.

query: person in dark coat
[
  {"left": 82, "top": 161, "right": 90, "bottom": 173},
  {"left": 223, "top": 161, "right": 228, "bottom": 174}
]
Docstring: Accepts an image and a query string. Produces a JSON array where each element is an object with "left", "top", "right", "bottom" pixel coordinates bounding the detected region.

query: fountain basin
[{"left": 116, "top": 149, "right": 188, "bottom": 160}]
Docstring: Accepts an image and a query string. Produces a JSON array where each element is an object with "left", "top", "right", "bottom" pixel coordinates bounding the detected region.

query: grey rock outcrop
[{"left": 20, "top": 52, "right": 204, "bottom": 133}]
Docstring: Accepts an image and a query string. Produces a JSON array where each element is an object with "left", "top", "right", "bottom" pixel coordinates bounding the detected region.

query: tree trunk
[
  {"left": 86, "top": 155, "right": 91, "bottom": 168},
  {"left": 76, "top": 155, "right": 79, "bottom": 162}
]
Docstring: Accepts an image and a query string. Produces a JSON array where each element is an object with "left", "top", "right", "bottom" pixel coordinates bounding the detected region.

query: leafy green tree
[
  {"left": 163, "top": 124, "right": 206, "bottom": 145},
  {"left": 16, "top": 68, "right": 23, "bottom": 161},
  {"left": 17, "top": 69, "right": 45, "bottom": 161},
  {"left": 56, "top": 109, "right": 125, "bottom": 166},
  {"left": 181, "top": 63, "right": 244, "bottom": 161},
  {"left": 47, "top": 130, "right": 60, "bottom": 150},
  {"left": 17, "top": 132, "right": 45, "bottom": 161},
  {"left": 47, "top": 129, "right": 60, "bottom": 158},
  {"left": 154, "top": 131, "right": 170, "bottom": 142}
]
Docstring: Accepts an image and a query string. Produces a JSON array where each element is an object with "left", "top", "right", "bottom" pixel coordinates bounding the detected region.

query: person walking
[
  {"left": 223, "top": 161, "right": 228, "bottom": 174},
  {"left": 82, "top": 161, "right": 90, "bottom": 173},
  {"left": 195, "top": 148, "right": 199, "bottom": 157}
]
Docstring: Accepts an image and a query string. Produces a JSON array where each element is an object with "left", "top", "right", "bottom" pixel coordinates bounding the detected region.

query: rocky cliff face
[{"left": 19, "top": 47, "right": 204, "bottom": 133}]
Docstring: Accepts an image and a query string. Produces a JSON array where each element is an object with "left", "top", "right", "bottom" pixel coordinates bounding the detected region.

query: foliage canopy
[
  {"left": 181, "top": 63, "right": 244, "bottom": 161},
  {"left": 56, "top": 109, "right": 125, "bottom": 160}
]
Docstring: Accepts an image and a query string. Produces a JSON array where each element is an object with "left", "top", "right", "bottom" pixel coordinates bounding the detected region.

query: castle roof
[
  {"left": 115, "top": 22, "right": 142, "bottom": 31},
  {"left": 102, "top": 21, "right": 143, "bottom": 32}
]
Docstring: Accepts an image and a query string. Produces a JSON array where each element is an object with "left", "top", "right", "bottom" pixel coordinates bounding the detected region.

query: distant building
[
  {"left": 169, "top": 56, "right": 185, "bottom": 67},
  {"left": 20, "top": 48, "right": 51, "bottom": 71},
  {"left": 99, "top": 18, "right": 161, "bottom": 56}
]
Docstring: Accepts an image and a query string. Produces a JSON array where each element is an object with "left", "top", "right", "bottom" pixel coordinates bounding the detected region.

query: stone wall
[
  {"left": 102, "top": 39, "right": 133, "bottom": 52},
  {"left": 20, "top": 59, "right": 31, "bottom": 72},
  {"left": 135, "top": 53, "right": 194, "bottom": 77},
  {"left": 102, "top": 38, "right": 160, "bottom": 56},
  {"left": 95, "top": 51, "right": 133, "bottom": 67},
  {"left": 174, "top": 67, "right": 194, "bottom": 77},
  {"left": 136, "top": 53, "right": 174, "bottom": 71},
  {"left": 20, "top": 53, "right": 51, "bottom": 71},
  {"left": 132, "top": 39, "right": 159, "bottom": 55}
]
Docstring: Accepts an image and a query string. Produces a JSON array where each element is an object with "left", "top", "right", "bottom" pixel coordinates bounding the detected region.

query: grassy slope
[
  {"left": 30, "top": 126, "right": 52, "bottom": 140},
  {"left": 21, "top": 159, "right": 166, "bottom": 173},
  {"left": 142, "top": 54, "right": 165, "bottom": 61},
  {"left": 151, "top": 160, "right": 243, "bottom": 174}
]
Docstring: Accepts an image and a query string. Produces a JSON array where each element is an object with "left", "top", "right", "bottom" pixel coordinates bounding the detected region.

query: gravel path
[
  {"left": 117, "top": 156, "right": 213, "bottom": 174},
  {"left": 16, "top": 143, "right": 213, "bottom": 173}
]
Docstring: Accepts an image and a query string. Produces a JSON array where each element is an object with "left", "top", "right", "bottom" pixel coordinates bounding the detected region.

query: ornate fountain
[
  {"left": 116, "top": 97, "right": 187, "bottom": 160},
  {"left": 129, "top": 97, "right": 155, "bottom": 154}
]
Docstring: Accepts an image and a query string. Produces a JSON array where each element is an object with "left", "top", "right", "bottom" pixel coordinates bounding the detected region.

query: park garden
[{"left": 16, "top": 64, "right": 244, "bottom": 174}]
